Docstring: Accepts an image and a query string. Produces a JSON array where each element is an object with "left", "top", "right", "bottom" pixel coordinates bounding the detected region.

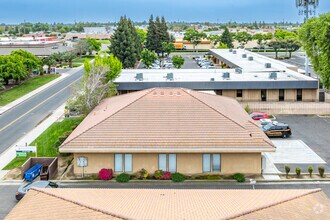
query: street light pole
[{"left": 295, "top": 0, "right": 319, "bottom": 76}]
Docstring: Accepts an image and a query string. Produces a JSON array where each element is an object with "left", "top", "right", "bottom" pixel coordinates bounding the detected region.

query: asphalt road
[
  {"left": 0, "top": 69, "right": 84, "bottom": 154},
  {"left": 1, "top": 182, "right": 329, "bottom": 219}
]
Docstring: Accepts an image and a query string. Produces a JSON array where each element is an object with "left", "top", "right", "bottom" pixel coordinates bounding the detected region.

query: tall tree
[
  {"left": 146, "top": 15, "right": 157, "bottom": 52},
  {"left": 183, "top": 29, "right": 206, "bottom": 52},
  {"left": 299, "top": 13, "right": 330, "bottom": 89},
  {"left": 10, "top": 50, "right": 42, "bottom": 74},
  {"left": 109, "top": 16, "right": 139, "bottom": 68},
  {"left": 207, "top": 34, "right": 222, "bottom": 48},
  {"left": 220, "top": 27, "right": 234, "bottom": 48},
  {"left": 234, "top": 31, "right": 252, "bottom": 48}
]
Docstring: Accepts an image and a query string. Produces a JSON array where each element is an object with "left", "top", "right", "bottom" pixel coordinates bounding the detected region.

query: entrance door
[{"left": 261, "top": 90, "right": 267, "bottom": 101}]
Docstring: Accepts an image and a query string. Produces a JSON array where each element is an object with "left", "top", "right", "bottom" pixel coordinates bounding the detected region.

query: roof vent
[
  {"left": 169, "top": 92, "right": 173, "bottom": 96},
  {"left": 153, "top": 91, "right": 157, "bottom": 96},
  {"left": 166, "top": 73, "right": 174, "bottom": 81},
  {"left": 176, "top": 91, "right": 181, "bottom": 96},
  {"left": 229, "top": 48, "right": 233, "bottom": 52},
  {"left": 135, "top": 73, "right": 143, "bottom": 81},
  {"left": 160, "top": 91, "right": 165, "bottom": 96},
  {"left": 235, "top": 68, "right": 242, "bottom": 74},
  {"left": 232, "top": 50, "right": 237, "bottom": 54},
  {"left": 254, "top": 75, "right": 258, "bottom": 77},
  {"left": 242, "top": 54, "right": 247, "bottom": 58},
  {"left": 223, "top": 72, "right": 230, "bottom": 79},
  {"left": 265, "top": 63, "right": 272, "bottom": 68},
  {"left": 248, "top": 56, "right": 254, "bottom": 61},
  {"left": 269, "top": 72, "right": 277, "bottom": 80},
  {"left": 210, "top": 78, "right": 215, "bottom": 81}
]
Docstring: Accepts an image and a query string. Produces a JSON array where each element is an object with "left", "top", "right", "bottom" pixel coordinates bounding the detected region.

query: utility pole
[{"left": 295, "top": 0, "right": 319, "bottom": 76}]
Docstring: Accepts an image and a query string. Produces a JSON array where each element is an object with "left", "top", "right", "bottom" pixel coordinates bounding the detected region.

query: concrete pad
[
  {"left": 267, "top": 140, "right": 326, "bottom": 164},
  {"left": 262, "top": 153, "right": 281, "bottom": 174},
  {"left": 0, "top": 171, "right": 9, "bottom": 180},
  {"left": 262, "top": 174, "right": 281, "bottom": 180}
]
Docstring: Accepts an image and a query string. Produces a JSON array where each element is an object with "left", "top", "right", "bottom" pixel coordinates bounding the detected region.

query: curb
[{"left": 0, "top": 67, "right": 83, "bottom": 115}]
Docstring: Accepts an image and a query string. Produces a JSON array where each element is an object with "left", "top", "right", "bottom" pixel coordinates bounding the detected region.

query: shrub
[
  {"left": 171, "top": 172, "right": 186, "bottom": 182},
  {"left": 98, "top": 168, "right": 113, "bottom": 180},
  {"left": 244, "top": 104, "right": 251, "bottom": 113},
  {"left": 154, "top": 170, "right": 163, "bottom": 180},
  {"left": 285, "top": 166, "right": 290, "bottom": 178},
  {"left": 233, "top": 173, "right": 246, "bottom": 182},
  {"left": 160, "top": 171, "right": 172, "bottom": 180},
  {"left": 308, "top": 166, "right": 314, "bottom": 177},
  {"left": 135, "top": 168, "right": 149, "bottom": 180},
  {"left": 295, "top": 168, "right": 301, "bottom": 177},
  {"left": 116, "top": 173, "right": 131, "bottom": 182},
  {"left": 318, "top": 166, "right": 325, "bottom": 178}
]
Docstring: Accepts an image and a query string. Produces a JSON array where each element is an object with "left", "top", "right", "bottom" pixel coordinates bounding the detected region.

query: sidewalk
[
  {"left": 0, "top": 67, "right": 82, "bottom": 115},
  {"left": 240, "top": 101, "right": 330, "bottom": 115},
  {"left": 0, "top": 104, "right": 66, "bottom": 179}
]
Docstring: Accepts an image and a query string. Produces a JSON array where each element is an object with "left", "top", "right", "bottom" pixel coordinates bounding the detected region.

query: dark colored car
[
  {"left": 262, "top": 123, "right": 292, "bottom": 138},
  {"left": 15, "top": 181, "right": 58, "bottom": 201},
  {"left": 250, "top": 112, "right": 269, "bottom": 120}
]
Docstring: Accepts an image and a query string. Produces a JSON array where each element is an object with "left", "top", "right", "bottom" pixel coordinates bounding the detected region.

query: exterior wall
[
  {"left": 242, "top": 90, "right": 260, "bottom": 101},
  {"left": 221, "top": 153, "right": 261, "bottom": 174},
  {"left": 325, "top": 92, "right": 330, "bottom": 103},
  {"left": 267, "top": 90, "right": 279, "bottom": 102},
  {"left": 177, "top": 154, "right": 203, "bottom": 174},
  {"left": 285, "top": 89, "right": 296, "bottom": 102},
  {"left": 73, "top": 153, "right": 262, "bottom": 175},
  {"left": 302, "top": 89, "right": 318, "bottom": 102},
  {"left": 222, "top": 90, "right": 236, "bottom": 99}
]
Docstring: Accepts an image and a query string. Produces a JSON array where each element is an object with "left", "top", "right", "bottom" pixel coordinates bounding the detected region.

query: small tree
[
  {"left": 244, "top": 104, "right": 251, "bottom": 113},
  {"left": 286, "top": 38, "right": 301, "bottom": 58},
  {"left": 161, "top": 42, "right": 175, "bottom": 57},
  {"left": 141, "top": 49, "right": 158, "bottom": 69},
  {"left": 172, "top": 55, "right": 185, "bottom": 69},
  {"left": 207, "top": 34, "right": 222, "bottom": 48},
  {"left": 268, "top": 40, "right": 283, "bottom": 59},
  {"left": 221, "top": 27, "right": 234, "bottom": 48},
  {"left": 75, "top": 39, "right": 90, "bottom": 57},
  {"left": 308, "top": 166, "right": 314, "bottom": 178},
  {"left": 318, "top": 166, "right": 325, "bottom": 178},
  {"left": 295, "top": 167, "right": 301, "bottom": 177},
  {"left": 183, "top": 29, "right": 207, "bottom": 52},
  {"left": 86, "top": 38, "right": 102, "bottom": 53},
  {"left": 234, "top": 31, "right": 252, "bottom": 48},
  {"left": 285, "top": 166, "right": 290, "bottom": 178}
]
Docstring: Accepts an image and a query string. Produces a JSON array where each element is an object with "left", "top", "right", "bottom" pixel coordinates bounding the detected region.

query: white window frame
[
  {"left": 158, "top": 154, "right": 176, "bottom": 172},
  {"left": 203, "top": 154, "right": 221, "bottom": 172},
  {"left": 114, "top": 154, "right": 133, "bottom": 173}
]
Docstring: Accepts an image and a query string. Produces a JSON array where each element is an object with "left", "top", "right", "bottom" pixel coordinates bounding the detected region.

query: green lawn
[
  {"left": 3, "top": 117, "right": 84, "bottom": 170},
  {"left": 97, "top": 39, "right": 111, "bottom": 44},
  {"left": 72, "top": 55, "right": 95, "bottom": 64},
  {"left": 0, "top": 75, "right": 59, "bottom": 107}
]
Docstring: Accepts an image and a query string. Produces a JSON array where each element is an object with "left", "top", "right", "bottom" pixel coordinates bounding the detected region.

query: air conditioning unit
[
  {"left": 223, "top": 72, "right": 230, "bottom": 79},
  {"left": 229, "top": 48, "right": 233, "bottom": 52},
  {"left": 265, "top": 63, "right": 272, "bottom": 68},
  {"left": 135, "top": 73, "right": 143, "bottom": 81},
  {"left": 235, "top": 68, "right": 242, "bottom": 74},
  {"left": 233, "top": 50, "right": 237, "bottom": 54},
  {"left": 210, "top": 78, "right": 215, "bottom": 81},
  {"left": 242, "top": 54, "right": 247, "bottom": 58},
  {"left": 269, "top": 72, "right": 277, "bottom": 80},
  {"left": 248, "top": 56, "right": 254, "bottom": 61},
  {"left": 166, "top": 73, "right": 174, "bottom": 81}
]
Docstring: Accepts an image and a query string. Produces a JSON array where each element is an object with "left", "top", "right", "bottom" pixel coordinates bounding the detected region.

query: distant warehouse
[{"left": 115, "top": 49, "right": 319, "bottom": 102}]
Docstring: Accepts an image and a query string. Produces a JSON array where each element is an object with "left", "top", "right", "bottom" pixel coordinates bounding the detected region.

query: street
[
  {"left": 0, "top": 69, "right": 84, "bottom": 154},
  {"left": 1, "top": 181, "right": 330, "bottom": 219}
]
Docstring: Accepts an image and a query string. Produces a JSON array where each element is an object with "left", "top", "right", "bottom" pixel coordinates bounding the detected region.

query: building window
[
  {"left": 236, "top": 90, "right": 243, "bottom": 98},
  {"left": 158, "top": 154, "right": 176, "bottom": 172},
  {"left": 279, "top": 89, "right": 285, "bottom": 101},
  {"left": 297, "top": 89, "right": 302, "bottom": 101},
  {"left": 261, "top": 90, "right": 267, "bottom": 101},
  {"left": 114, "top": 154, "right": 132, "bottom": 172},
  {"left": 203, "top": 154, "right": 221, "bottom": 172}
]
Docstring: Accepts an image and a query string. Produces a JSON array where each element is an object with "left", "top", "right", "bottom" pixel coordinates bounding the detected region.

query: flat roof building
[{"left": 115, "top": 49, "right": 319, "bottom": 102}]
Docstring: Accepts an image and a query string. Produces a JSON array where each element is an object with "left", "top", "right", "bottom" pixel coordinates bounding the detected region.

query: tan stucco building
[{"left": 60, "top": 88, "right": 275, "bottom": 175}]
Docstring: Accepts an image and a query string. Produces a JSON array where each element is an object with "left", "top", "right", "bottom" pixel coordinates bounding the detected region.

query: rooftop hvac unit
[
  {"left": 135, "top": 73, "right": 143, "bottom": 81},
  {"left": 232, "top": 50, "right": 237, "bottom": 54},
  {"left": 210, "top": 78, "right": 215, "bottom": 81},
  {"left": 265, "top": 63, "right": 272, "bottom": 68},
  {"left": 166, "top": 73, "right": 174, "bottom": 81},
  {"left": 229, "top": 48, "right": 233, "bottom": 52},
  {"left": 269, "top": 72, "right": 277, "bottom": 80},
  {"left": 223, "top": 72, "right": 230, "bottom": 79},
  {"left": 248, "top": 56, "right": 254, "bottom": 61},
  {"left": 235, "top": 68, "right": 242, "bottom": 74},
  {"left": 242, "top": 54, "right": 247, "bottom": 58}
]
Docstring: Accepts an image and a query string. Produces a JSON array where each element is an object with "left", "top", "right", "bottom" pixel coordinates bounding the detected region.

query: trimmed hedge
[
  {"left": 116, "top": 173, "right": 131, "bottom": 182},
  {"left": 171, "top": 172, "right": 186, "bottom": 182},
  {"left": 233, "top": 173, "right": 246, "bottom": 182}
]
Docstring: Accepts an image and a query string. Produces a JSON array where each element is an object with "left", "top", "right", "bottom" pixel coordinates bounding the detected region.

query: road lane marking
[{"left": 0, "top": 77, "right": 81, "bottom": 133}]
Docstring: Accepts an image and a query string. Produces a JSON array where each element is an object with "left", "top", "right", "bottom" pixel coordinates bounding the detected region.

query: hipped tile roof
[
  {"left": 6, "top": 188, "right": 330, "bottom": 220},
  {"left": 60, "top": 88, "right": 275, "bottom": 153}
]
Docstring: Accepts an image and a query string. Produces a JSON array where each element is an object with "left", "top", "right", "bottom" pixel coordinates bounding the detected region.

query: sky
[{"left": 0, "top": 0, "right": 329, "bottom": 24}]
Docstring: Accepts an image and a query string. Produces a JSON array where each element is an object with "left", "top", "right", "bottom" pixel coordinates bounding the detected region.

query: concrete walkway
[
  {"left": 0, "top": 67, "right": 82, "bottom": 115},
  {"left": 0, "top": 104, "right": 66, "bottom": 179},
  {"left": 240, "top": 101, "right": 330, "bottom": 115}
]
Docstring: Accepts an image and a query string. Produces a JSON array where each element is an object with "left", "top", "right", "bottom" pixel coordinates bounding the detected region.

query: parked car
[
  {"left": 250, "top": 112, "right": 269, "bottom": 120},
  {"left": 262, "top": 123, "right": 292, "bottom": 138},
  {"left": 15, "top": 181, "right": 59, "bottom": 201},
  {"left": 259, "top": 119, "right": 278, "bottom": 126}
]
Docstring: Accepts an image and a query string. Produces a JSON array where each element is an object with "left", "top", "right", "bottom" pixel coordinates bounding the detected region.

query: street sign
[
  {"left": 77, "top": 157, "right": 88, "bottom": 167},
  {"left": 15, "top": 146, "right": 37, "bottom": 153},
  {"left": 16, "top": 152, "right": 27, "bottom": 157}
]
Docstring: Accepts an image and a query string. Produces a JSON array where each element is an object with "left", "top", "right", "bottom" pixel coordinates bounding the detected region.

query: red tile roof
[{"left": 60, "top": 88, "right": 275, "bottom": 153}]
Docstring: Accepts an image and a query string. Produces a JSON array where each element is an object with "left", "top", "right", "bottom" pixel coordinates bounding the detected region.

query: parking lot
[{"left": 272, "top": 115, "right": 330, "bottom": 172}]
